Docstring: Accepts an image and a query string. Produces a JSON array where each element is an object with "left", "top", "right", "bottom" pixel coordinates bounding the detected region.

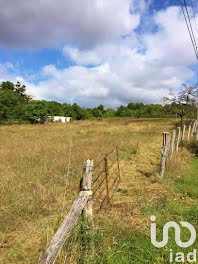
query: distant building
[
  {"left": 51, "top": 116, "right": 72, "bottom": 123},
  {"left": 37, "top": 116, "right": 72, "bottom": 124}
]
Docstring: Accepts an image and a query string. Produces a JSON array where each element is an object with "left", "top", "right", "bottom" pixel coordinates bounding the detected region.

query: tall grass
[{"left": 0, "top": 119, "right": 194, "bottom": 263}]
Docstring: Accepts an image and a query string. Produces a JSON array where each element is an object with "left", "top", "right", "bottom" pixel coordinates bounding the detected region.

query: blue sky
[{"left": 0, "top": 0, "right": 198, "bottom": 107}]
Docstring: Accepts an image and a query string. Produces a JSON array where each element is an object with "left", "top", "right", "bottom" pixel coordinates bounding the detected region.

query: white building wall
[{"left": 52, "top": 116, "right": 72, "bottom": 123}]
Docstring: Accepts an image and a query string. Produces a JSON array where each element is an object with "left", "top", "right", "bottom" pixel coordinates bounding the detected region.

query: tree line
[{"left": 0, "top": 81, "right": 197, "bottom": 124}]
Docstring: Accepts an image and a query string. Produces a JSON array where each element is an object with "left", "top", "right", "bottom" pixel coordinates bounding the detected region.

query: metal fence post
[
  {"left": 116, "top": 146, "right": 121, "bottom": 181},
  {"left": 104, "top": 156, "right": 109, "bottom": 203}
]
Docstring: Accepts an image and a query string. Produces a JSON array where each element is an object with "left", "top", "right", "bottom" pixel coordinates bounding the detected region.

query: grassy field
[{"left": 0, "top": 119, "right": 197, "bottom": 263}]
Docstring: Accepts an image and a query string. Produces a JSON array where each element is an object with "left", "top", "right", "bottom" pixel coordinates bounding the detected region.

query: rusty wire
[{"left": 93, "top": 146, "right": 120, "bottom": 212}]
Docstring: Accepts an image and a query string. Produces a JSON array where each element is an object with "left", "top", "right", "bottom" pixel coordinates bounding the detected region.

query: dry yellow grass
[{"left": 0, "top": 119, "right": 191, "bottom": 263}]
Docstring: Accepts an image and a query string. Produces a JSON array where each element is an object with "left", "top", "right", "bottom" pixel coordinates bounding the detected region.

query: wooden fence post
[
  {"left": 187, "top": 125, "right": 191, "bottom": 142},
  {"left": 81, "top": 159, "right": 94, "bottom": 259},
  {"left": 169, "top": 130, "right": 176, "bottom": 158},
  {"left": 159, "top": 132, "right": 169, "bottom": 178},
  {"left": 175, "top": 127, "right": 181, "bottom": 152},
  {"left": 191, "top": 121, "right": 196, "bottom": 136},
  {"left": 195, "top": 122, "right": 198, "bottom": 135},
  {"left": 81, "top": 159, "right": 94, "bottom": 226},
  {"left": 181, "top": 125, "right": 186, "bottom": 142}
]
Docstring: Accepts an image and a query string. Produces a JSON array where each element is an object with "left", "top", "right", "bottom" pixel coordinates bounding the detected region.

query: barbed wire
[
  {"left": 0, "top": 186, "right": 46, "bottom": 211},
  {"left": 63, "top": 165, "right": 83, "bottom": 178}
]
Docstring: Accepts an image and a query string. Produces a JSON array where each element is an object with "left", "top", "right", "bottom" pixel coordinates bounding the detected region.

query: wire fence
[
  {"left": 93, "top": 146, "right": 121, "bottom": 212},
  {"left": 3, "top": 119, "right": 198, "bottom": 264},
  {"left": 160, "top": 120, "right": 198, "bottom": 177},
  {"left": 1, "top": 147, "right": 122, "bottom": 264},
  {"left": 0, "top": 145, "right": 121, "bottom": 217}
]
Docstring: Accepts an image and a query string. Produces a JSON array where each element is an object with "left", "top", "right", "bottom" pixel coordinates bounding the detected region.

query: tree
[
  {"left": 23, "top": 100, "right": 49, "bottom": 123},
  {"left": 0, "top": 81, "right": 15, "bottom": 91},
  {"left": 104, "top": 108, "right": 116, "bottom": 118},
  {"left": 72, "top": 103, "right": 88, "bottom": 120},
  {"left": 47, "top": 101, "right": 64, "bottom": 116},
  {"left": 117, "top": 106, "right": 134, "bottom": 117},
  {"left": 84, "top": 108, "right": 94, "bottom": 119},
  {"left": 163, "top": 84, "right": 197, "bottom": 127},
  {"left": 92, "top": 108, "right": 103, "bottom": 117},
  {"left": 127, "top": 102, "right": 144, "bottom": 110},
  {"left": 143, "top": 104, "right": 165, "bottom": 118},
  {"left": 0, "top": 81, "right": 32, "bottom": 121},
  {"left": 116, "top": 105, "right": 125, "bottom": 116},
  {"left": 62, "top": 103, "right": 77, "bottom": 118},
  {"left": 14, "top": 81, "right": 32, "bottom": 103},
  {"left": 97, "top": 104, "right": 104, "bottom": 113}
]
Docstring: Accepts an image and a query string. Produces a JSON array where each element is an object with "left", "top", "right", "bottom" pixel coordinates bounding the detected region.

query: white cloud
[
  {"left": 143, "top": 6, "right": 198, "bottom": 66},
  {"left": 0, "top": 4, "right": 197, "bottom": 107},
  {"left": 4, "top": 62, "right": 14, "bottom": 70},
  {"left": 0, "top": 0, "right": 140, "bottom": 49},
  {"left": 30, "top": 45, "right": 193, "bottom": 107},
  {"left": 63, "top": 46, "right": 101, "bottom": 66}
]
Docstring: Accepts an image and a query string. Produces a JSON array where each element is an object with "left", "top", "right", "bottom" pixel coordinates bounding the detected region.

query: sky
[{"left": 0, "top": 0, "right": 198, "bottom": 108}]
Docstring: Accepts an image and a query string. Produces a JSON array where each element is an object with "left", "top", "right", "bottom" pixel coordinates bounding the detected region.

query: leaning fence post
[
  {"left": 187, "top": 125, "right": 191, "bottom": 142},
  {"left": 169, "top": 130, "right": 176, "bottom": 158},
  {"left": 175, "top": 127, "right": 181, "bottom": 152},
  {"left": 159, "top": 132, "right": 169, "bottom": 178},
  {"left": 181, "top": 125, "right": 186, "bottom": 142},
  {"left": 81, "top": 159, "right": 94, "bottom": 227},
  {"left": 39, "top": 159, "right": 94, "bottom": 264},
  {"left": 39, "top": 169, "right": 93, "bottom": 264}
]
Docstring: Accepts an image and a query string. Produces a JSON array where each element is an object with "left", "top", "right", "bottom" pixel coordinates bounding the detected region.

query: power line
[
  {"left": 183, "top": 0, "right": 198, "bottom": 56},
  {"left": 181, "top": 0, "right": 198, "bottom": 58},
  {"left": 179, "top": 0, "right": 198, "bottom": 121},
  {"left": 190, "top": 0, "right": 198, "bottom": 39},
  {"left": 179, "top": 0, "right": 198, "bottom": 60}
]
